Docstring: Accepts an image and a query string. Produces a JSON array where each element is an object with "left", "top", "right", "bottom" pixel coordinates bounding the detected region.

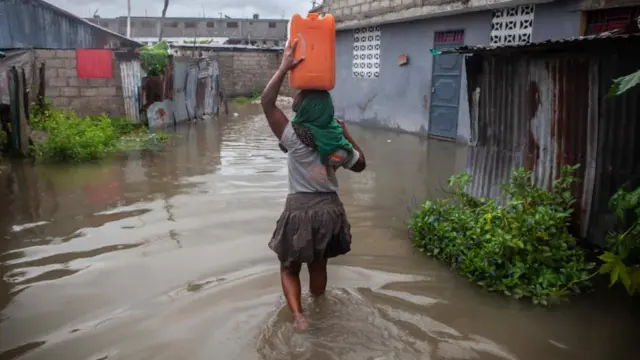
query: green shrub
[
  {"left": 232, "top": 96, "right": 252, "bottom": 105},
  {"left": 409, "top": 165, "right": 595, "bottom": 306},
  {"left": 232, "top": 89, "right": 260, "bottom": 106},
  {"left": 110, "top": 116, "right": 144, "bottom": 134},
  {"left": 0, "top": 129, "right": 7, "bottom": 148},
  {"left": 599, "top": 185, "right": 640, "bottom": 294},
  {"left": 30, "top": 103, "right": 169, "bottom": 163},
  {"left": 601, "top": 68, "right": 640, "bottom": 294},
  {"left": 609, "top": 69, "right": 640, "bottom": 97},
  {"left": 32, "top": 111, "right": 117, "bottom": 162},
  {"left": 139, "top": 42, "right": 171, "bottom": 76},
  {"left": 30, "top": 98, "right": 54, "bottom": 131}
]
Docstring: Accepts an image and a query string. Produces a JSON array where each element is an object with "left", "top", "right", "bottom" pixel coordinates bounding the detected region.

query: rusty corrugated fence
[
  {"left": 119, "top": 60, "right": 142, "bottom": 123},
  {"left": 147, "top": 57, "right": 220, "bottom": 127},
  {"left": 464, "top": 38, "right": 640, "bottom": 243}
]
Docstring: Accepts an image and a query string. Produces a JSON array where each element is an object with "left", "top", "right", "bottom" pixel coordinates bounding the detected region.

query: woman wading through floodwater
[{"left": 260, "top": 39, "right": 366, "bottom": 329}]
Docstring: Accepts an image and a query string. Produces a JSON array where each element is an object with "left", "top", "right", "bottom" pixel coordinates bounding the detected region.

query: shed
[
  {"left": 0, "top": 0, "right": 141, "bottom": 49},
  {"left": 446, "top": 33, "right": 640, "bottom": 245}
]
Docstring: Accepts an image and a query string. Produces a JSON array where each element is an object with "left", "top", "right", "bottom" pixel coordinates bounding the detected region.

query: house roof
[
  {"left": 112, "top": 16, "right": 288, "bottom": 22},
  {"left": 436, "top": 32, "right": 640, "bottom": 55},
  {"left": 170, "top": 43, "right": 284, "bottom": 52},
  {"left": 0, "top": 0, "right": 142, "bottom": 49}
]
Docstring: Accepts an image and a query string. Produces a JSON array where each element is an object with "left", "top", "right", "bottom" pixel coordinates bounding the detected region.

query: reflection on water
[{"left": 0, "top": 105, "right": 638, "bottom": 360}]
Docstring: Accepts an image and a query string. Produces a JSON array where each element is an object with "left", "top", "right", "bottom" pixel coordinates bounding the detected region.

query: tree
[{"left": 158, "top": 0, "right": 170, "bottom": 42}]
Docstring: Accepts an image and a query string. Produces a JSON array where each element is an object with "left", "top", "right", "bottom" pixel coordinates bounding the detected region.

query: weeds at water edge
[
  {"left": 30, "top": 99, "right": 169, "bottom": 163},
  {"left": 232, "top": 89, "right": 261, "bottom": 106},
  {"left": 409, "top": 165, "right": 597, "bottom": 306}
]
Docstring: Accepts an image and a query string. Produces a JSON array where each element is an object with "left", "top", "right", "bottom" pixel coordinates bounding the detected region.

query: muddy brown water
[{"left": 0, "top": 105, "right": 638, "bottom": 360}]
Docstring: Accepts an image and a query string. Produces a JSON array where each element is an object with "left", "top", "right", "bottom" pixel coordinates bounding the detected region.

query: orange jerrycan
[{"left": 288, "top": 13, "right": 336, "bottom": 91}]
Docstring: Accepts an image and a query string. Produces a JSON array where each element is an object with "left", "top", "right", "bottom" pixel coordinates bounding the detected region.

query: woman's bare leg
[
  {"left": 280, "top": 262, "right": 308, "bottom": 328},
  {"left": 308, "top": 258, "right": 328, "bottom": 296}
]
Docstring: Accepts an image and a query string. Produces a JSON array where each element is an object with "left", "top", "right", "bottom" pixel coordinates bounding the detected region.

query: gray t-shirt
[{"left": 280, "top": 122, "right": 360, "bottom": 194}]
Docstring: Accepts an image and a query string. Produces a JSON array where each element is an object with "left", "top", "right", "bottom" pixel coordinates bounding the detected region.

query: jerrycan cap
[{"left": 307, "top": 13, "right": 319, "bottom": 20}]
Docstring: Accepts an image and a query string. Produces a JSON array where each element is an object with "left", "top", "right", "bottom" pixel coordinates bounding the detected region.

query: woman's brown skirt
[{"left": 269, "top": 192, "right": 352, "bottom": 267}]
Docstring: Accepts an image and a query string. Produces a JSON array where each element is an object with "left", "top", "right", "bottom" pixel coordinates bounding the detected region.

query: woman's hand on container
[{"left": 280, "top": 39, "right": 304, "bottom": 72}]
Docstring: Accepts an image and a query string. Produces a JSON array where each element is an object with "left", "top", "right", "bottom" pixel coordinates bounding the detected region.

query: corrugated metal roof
[
  {"left": 440, "top": 32, "right": 640, "bottom": 54},
  {"left": 170, "top": 43, "right": 284, "bottom": 52},
  {"left": 110, "top": 16, "right": 288, "bottom": 22},
  {"left": 0, "top": 0, "right": 141, "bottom": 49}
]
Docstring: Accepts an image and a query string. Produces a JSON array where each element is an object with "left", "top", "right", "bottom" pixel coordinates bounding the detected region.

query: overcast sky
[{"left": 47, "top": 0, "right": 314, "bottom": 19}]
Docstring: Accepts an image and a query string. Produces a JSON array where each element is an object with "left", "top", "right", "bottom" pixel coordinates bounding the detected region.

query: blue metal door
[{"left": 429, "top": 30, "right": 464, "bottom": 139}]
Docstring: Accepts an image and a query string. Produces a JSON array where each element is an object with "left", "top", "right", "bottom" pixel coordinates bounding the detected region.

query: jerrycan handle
[{"left": 307, "top": 13, "right": 319, "bottom": 20}]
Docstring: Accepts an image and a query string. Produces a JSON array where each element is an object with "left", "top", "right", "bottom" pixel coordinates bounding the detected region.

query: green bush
[
  {"left": 30, "top": 102, "right": 168, "bottom": 163},
  {"left": 599, "top": 185, "right": 640, "bottom": 294},
  {"left": 139, "top": 42, "right": 171, "bottom": 76},
  {"left": 600, "top": 68, "right": 640, "bottom": 293},
  {"left": 232, "top": 96, "right": 252, "bottom": 105},
  {"left": 31, "top": 110, "right": 118, "bottom": 162},
  {"left": 0, "top": 129, "right": 7, "bottom": 148},
  {"left": 110, "top": 116, "right": 144, "bottom": 134},
  {"left": 30, "top": 97, "right": 54, "bottom": 131},
  {"left": 232, "top": 89, "right": 261, "bottom": 106},
  {"left": 609, "top": 69, "right": 640, "bottom": 97},
  {"left": 409, "top": 165, "right": 595, "bottom": 306}
]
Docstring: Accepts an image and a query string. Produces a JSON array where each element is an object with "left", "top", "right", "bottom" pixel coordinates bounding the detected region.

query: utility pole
[
  {"left": 126, "top": 0, "right": 131, "bottom": 38},
  {"left": 159, "top": 0, "right": 170, "bottom": 42}
]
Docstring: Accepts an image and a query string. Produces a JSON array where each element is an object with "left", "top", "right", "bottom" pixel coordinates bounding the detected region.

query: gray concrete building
[
  {"left": 311, "top": 0, "right": 640, "bottom": 142},
  {"left": 87, "top": 15, "right": 289, "bottom": 47}
]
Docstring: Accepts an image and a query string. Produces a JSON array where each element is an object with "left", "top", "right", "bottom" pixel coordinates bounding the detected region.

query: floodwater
[{"left": 0, "top": 105, "right": 638, "bottom": 360}]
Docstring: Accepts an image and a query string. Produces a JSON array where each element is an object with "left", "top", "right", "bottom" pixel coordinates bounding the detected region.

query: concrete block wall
[
  {"left": 332, "top": 11, "right": 491, "bottom": 142},
  {"left": 316, "top": 0, "right": 520, "bottom": 28},
  {"left": 323, "top": 0, "right": 422, "bottom": 19},
  {"left": 34, "top": 50, "right": 125, "bottom": 118},
  {"left": 204, "top": 50, "right": 296, "bottom": 98},
  {"left": 330, "top": 1, "right": 585, "bottom": 143}
]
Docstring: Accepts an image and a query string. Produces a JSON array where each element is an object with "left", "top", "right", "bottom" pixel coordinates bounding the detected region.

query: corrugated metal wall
[
  {"left": 0, "top": 0, "right": 138, "bottom": 49},
  {"left": 185, "top": 64, "right": 198, "bottom": 120},
  {"left": 119, "top": 60, "right": 142, "bottom": 123},
  {"left": 0, "top": 50, "right": 34, "bottom": 105},
  {"left": 587, "top": 52, "right": 640, "bottom": 243},
  {"left": 147, "top": 57, "right": 220, "bottom": 127},
  {"left": 464, "top": 43, "right": 640, "bottom": 244},
  {"left": 172, "top": 60, "right": 190, "bottom": 123},
  {"left": 197, "top": 58, "right": 219, "bottom": 117},
  {"left": 208, "top": 60, "right": 220, "bottom": 115}
]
